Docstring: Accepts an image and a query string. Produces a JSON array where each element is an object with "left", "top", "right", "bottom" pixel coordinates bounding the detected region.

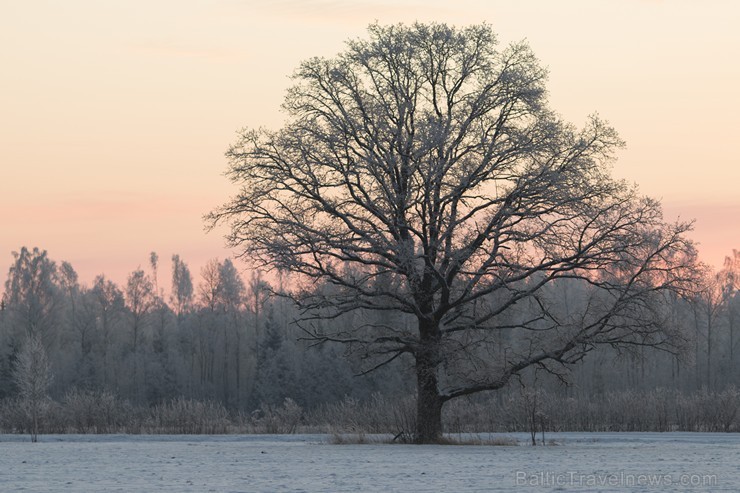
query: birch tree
[
  {"left": 14, "top": 335, "right": 52, "bottom": 442},
  {"left": 210, "top": 23, "right": 699, "bottom": 442}
]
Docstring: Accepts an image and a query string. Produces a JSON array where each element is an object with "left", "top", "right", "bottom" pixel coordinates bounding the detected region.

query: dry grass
[
  {"left": 328, "top": 432, "right": 520, "bottom": 446},
  {"left": 436, "top": 434, "right": 520, "bottom": 446},
  {"left": 329, "top": 432, "right": 395, "bottom": 444}
]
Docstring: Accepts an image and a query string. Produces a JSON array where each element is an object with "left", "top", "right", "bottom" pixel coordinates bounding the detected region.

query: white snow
[{"left": 1, "top": 432, "right": 737, "bottom": 492}]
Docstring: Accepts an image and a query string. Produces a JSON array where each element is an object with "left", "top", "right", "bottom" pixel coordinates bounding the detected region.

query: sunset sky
[{"left": 1, "top": 0, "right": 738, "bottom": 291}]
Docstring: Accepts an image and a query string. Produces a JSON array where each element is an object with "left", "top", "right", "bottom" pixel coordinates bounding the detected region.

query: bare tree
[
  {"left": 125, "top": 268, "right": 155, "bottom": 402},
  {"left": 210, "top": 23, "right": 699, "bottom": 442},
  {"left": 91, "top": 275, "right": 126, "bottom": 390},
  {"left": 217, "top": 259, "right": 246, "bottom": 405},
  {"left": 170, "top": 254, "right": 194, "bottom": 317},
  {"left": 150, "top": 252, "right": 160, "bottom": 297},
  {"left": 198, "top": 260, "right": 222, "bottom": 313},
  {"left": 2, "top": 247, "right": 61, "bottom": 343},
  {"left": 720, "top": 251, "right": 740, "bottom": 375},
  {"left": 688, "top": 259, "right": 739, "bottom": 390},
  {"left": 125, "top": 269, "right": 154, "bottom": 352},
  {"left": 13, "top": 335, "right": 53, "bottom": 442}
]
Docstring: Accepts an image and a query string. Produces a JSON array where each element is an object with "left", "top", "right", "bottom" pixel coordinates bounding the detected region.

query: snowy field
[{"left": 1, "top": 432, "right": 738, "bottom": 492}]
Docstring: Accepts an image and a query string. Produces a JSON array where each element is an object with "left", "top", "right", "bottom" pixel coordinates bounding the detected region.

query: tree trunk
[
  {"left": 32, "top": 404, "right": 39, "bottom": 443},
  {"left": 235, "top": 329, "right": 241, "bottom": 408},
  {"left": 707, "top": 307, "right": 712, "bottom": 390},
  {"left": 415, "top": 360, "right": 443, "bottom": 443},
  {"left": 415, "top": 318, "right": 443, "bottom": 443},
  {"left": 729, "top": 306, "right": 736, "bottom": 379}
]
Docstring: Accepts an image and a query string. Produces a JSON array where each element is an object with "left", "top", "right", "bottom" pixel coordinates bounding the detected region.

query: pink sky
[{"left": 2, "top": 0, "right": 738, "bottom": 291}]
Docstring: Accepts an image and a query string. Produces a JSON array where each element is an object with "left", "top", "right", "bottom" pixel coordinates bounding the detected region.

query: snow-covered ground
[{"left": 1, "top": 432, "right": 737, "bottom": 492}]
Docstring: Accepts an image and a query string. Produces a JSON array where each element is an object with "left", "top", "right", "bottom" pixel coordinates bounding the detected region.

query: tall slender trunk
[
  {"left": 235, "top": 328, "right": 241, "bottom": 408},
  {"left": 693, "top": 306, "right": 701, "bottom": 390},
  {"left": 32, "top": 402, "right": 39, "bottom": 443},
  {"left": 729, "top": 306, "right": 736, "bottom": 379},
  {"left": 707, "top": 305, "right": 713, "bottom": 390},
  {"left": 223, "top": 326, "right": 229, "bottom": 405}
]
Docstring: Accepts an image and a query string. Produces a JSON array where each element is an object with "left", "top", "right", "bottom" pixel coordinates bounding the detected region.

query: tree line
[
  {"left": 0, "top": 247, "right": 409, "bottom": 414},
  {"left": 1, "top": 246, "right": 739, "bottom": 436}
]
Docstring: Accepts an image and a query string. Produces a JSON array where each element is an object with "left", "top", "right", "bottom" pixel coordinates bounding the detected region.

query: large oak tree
[{"left": 210, "top": 23, "right": 698, "bottom": 442}]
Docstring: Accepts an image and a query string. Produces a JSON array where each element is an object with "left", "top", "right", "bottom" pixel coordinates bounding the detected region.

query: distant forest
[{"left": 1, "top": 246, "right": 739, "bottom": 435}]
